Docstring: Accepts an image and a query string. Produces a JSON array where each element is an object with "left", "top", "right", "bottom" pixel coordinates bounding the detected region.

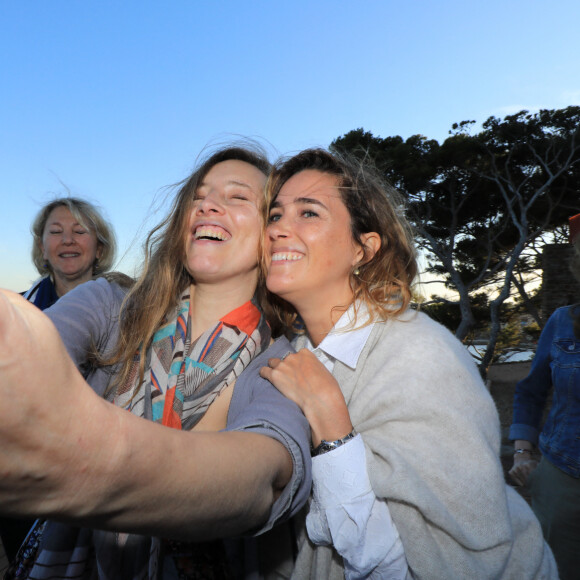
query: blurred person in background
[
  {"left": 23, "top": 197, "right": 117, "bottom": 309},
  {"left": 0, "top": 197, "right": 117, "bottom": 564},
  {"left": 509, "top": 213, "right": 580, "bottom": 580}
]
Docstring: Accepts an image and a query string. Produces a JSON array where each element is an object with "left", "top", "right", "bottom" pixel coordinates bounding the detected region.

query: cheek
[
  {"left": 240, "top": 215, "right": 262, "bottom": 247},
  {"left": 41, "top": 238, "right": 54, "bottom": 258}
]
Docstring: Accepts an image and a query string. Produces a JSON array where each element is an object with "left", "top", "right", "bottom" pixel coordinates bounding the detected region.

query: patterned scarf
[
  {"left": 115, "top": 287, "right": 269, "bottom": 430},
  {"left": 8, "top": 289, "right": 271, "bottom": 580}
]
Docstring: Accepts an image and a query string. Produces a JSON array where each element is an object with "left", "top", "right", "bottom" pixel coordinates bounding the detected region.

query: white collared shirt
[
  {"left": 299, "top": 304, "right": 411, "bottom": 580},
  {"left": 307, "top": 303, "right": 374, "bottom": 373}
]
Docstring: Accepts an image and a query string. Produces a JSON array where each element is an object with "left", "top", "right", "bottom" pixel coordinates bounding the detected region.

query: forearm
[
  {"left": 303, "top": 387, "right": 352, "bottom": 446},
  {"left": 0, "top": 289, "right": 292, "bottom": 540},
  {"left": 308, "top": 436, "right": 409, "bottom": 579},
  {"left": 3, "top": 387, "right": 291, "bottom": 539}
]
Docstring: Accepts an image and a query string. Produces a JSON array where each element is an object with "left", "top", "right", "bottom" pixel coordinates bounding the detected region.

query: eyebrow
[
  {"left": 270, "top": 196, "right": 328, "bottom": 210},
  {"left": 47, "top": 221, "right": 83, "bottom": 227},
  {"left": 198, "top": 179, "right": 256, "bottom": 191}
]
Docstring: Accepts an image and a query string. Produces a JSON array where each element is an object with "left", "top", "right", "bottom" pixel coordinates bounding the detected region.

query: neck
[
  {"left": 188, "top": 277, "right": 258, "bottom": 342},
  {"left": 294, "top": 293, "right": 352, "bottom": 348},
  {"left": 53, "top": 273, "right": 92, "bottom": 297}
]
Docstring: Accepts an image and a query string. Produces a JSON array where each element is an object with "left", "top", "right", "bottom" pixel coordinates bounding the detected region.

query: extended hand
[{"left": 0, "top": 290, "right": 114, "bottom": 516}]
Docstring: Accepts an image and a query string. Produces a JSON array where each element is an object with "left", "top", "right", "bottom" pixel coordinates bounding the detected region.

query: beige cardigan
[{"left": 287, "top": 309, "right": 557, "bottom": 579}]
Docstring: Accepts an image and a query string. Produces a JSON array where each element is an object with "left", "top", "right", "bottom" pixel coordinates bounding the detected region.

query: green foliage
[
  {"left": 332, "top": 107, "right": 580, "bottom": 367},
  {"left": 522, "top": 321, "right": 542, "bottom": 342},
  {"left": 421, "top": 293, "right": 489, "bottom": 334}
]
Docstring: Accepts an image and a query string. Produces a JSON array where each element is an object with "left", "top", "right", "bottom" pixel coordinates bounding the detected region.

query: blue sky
[{"left": 2, "top": 0, "right": 579, "bottom": 291}]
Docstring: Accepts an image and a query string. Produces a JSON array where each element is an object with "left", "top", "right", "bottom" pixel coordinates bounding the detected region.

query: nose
[
  {"left": 195, "top": 192, "right": 225, "bottom": 215},
  {"left": 61, "top": 231, "right": 74, "bottom": 244},
  {"left": 267, "top": 216, "right": 290, "bottom": 240}
]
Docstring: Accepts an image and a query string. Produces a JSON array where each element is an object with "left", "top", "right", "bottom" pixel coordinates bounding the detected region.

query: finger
[
  {"left": 508, "top": 467, "right": 523, "bottom": 487},
  {"left": 267, "top": 357, "right": 283, "bottom": 369},
  {"left": 259, "top": 366, "right": 272, "bottom": 381}
]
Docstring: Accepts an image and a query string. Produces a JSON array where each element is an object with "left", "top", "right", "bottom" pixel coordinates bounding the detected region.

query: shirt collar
[{"left": 308, "top": 302, "right": 374, "bottom": 370}]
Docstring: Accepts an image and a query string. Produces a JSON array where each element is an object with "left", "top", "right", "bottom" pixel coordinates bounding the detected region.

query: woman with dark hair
[
  {"left": 509, "top": 213, "right": 580, "bottom": 580},
  {"left": 0, "top": 145, "right": 311, "bottom": 579},
  {"left": 260, "top": 148, "right": 557, "bottom": 578},
  {"left": 24, "top": 197, "right": 117, "bottom": 309}
]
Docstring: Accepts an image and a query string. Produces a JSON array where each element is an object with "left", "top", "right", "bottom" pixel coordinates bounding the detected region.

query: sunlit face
[
  {"left": 40, "top": 205, "right": 102, "bottom": 288},
  {"left": 184, "top": 160, "right": 266, "bottom": 289},
  {"left": 265, "top": 170, "right": 365, "bottom": 309}
]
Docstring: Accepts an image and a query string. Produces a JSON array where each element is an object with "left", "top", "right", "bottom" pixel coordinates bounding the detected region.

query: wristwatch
[{"left": 311, "top": 429, "right": 357, "bottom": 457}]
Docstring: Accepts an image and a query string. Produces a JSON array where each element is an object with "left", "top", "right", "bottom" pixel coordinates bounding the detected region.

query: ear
[
  {"left": 39, "top": 240, "right": 47, "bottom": 261},
  {"left": 354, "top": 232, "right": 381, "bottom": 265},
  {"left": 96, "top": 243, "right": 104, "bottom": 261}
]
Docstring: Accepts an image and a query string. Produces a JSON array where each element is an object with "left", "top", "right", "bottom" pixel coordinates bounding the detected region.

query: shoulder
[
  {"left": 538, "top": 306, "right": 576, "bottom": 341},
  {"left": 65, "top": 277, "right": 126, "bottom": 309},
  {"left": 21, "top": 276, "right": 49, "bottom": 300},
  {"left": 358, "top": 310, "right": 489, "bottom": 412},
  {"left": 232, "top": 337, "right": 293, "bottom": 399},
  {"left": 45, "top": 278, "right": 127, "bottom": 332},
  {"left": 549, "top": 305, "right": 575, "bottom": 326},
  {"left": 371, "top": 309, "right": 467, "bottom": 361}
]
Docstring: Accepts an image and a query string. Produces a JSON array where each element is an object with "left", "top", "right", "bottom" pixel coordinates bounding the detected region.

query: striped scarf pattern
[{"left": 115, "top": 287, "right": 268, "bottom": 431}]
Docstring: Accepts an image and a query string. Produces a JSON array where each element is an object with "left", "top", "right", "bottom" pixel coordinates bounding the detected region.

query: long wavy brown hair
[
  {"left": 104, "top": 145, "right": 272, "bottom": 391},
  {"left": 263, "top": 148, "right": 418, "bottom": 334}
]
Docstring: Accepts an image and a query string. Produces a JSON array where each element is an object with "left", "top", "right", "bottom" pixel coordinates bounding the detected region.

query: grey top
[
  {"left": 45, "top": 277, "right": 312, "bottom": 533},
  {"left": 287, "top": 309, "right": 557, "bottom": 579}
]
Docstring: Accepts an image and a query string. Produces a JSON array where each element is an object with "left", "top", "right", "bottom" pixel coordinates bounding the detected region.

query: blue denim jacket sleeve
[{"left": 509, "top": 310, "right": 558, "bottom": 444}]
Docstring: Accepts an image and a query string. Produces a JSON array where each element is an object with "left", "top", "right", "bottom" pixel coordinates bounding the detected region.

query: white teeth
[
  {"left": 194, "top": 226, "right": 229, "bottom": 241},
  {"left": 271, "top": 252, "right": 302, "bottom": 262},
  {"left": 60, "top": 253, "right": 79, "bottom": 257}
]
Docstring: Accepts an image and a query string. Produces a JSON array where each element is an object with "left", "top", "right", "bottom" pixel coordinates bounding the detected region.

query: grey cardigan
[{"left": 289, "top": 309, "right": 557, "bottom": 579}]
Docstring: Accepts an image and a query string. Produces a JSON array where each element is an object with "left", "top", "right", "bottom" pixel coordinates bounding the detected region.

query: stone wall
[{"left": 541, "top": 244, "right": 580, "bottom": 318}]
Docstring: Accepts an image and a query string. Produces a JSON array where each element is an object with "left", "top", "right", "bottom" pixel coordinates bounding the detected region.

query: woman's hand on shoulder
[{"left": 260, "top": 348, "right": 352, "bottom": 446}]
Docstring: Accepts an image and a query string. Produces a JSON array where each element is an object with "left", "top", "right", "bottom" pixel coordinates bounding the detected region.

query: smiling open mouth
[
  {"left": 194, "top": 226, "right": 231, "bottom": 241},
  {"left": 271, "top": 252, "right": 302, "bottom": 261}
]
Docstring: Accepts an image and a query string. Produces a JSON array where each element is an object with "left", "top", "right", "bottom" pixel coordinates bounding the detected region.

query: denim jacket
[{"left": 509, "top": 305, "right": 580, "bottom": 477}]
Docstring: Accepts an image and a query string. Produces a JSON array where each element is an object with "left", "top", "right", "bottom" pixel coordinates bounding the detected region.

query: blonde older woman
[{"left": 24, "top": 197, "right": 116, "bottom": 309}]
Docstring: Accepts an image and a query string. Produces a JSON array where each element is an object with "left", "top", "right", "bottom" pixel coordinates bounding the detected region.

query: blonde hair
[
  {"left": 264, "top": 148, "right": 418, "bottom": 334},
  {"left": 105, "top": 145, "right": 272, "bottom": 390},
  {"left": 31, "top": 197, "right": 116, "bottom": 276}
]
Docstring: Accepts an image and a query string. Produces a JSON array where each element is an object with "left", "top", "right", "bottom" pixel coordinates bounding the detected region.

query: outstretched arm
[{"left": 0, "top": 290, "right": 292, "bottom": 540}]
